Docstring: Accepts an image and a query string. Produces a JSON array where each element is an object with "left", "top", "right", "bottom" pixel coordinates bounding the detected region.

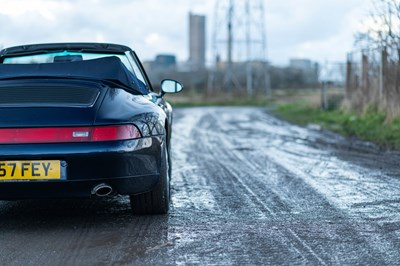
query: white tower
[{"left": 189, "top": 13, "right": 206, "bottom": 70}]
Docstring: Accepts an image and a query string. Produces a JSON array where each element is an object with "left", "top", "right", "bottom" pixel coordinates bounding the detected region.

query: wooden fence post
[
  {"left": 345, "top": 53, "right": 352, "bottom": 104},
  {"left": 380, "top": 48, "right": 387, "bottom": 103},
  {"left": 361, "top": 53, "right": 369, "bottom": 110},
  {"left": 397, "top": 49, "right": 400, "bottom": 96}
]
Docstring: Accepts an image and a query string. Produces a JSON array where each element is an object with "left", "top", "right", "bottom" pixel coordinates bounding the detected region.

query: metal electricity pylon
[{"left": 210, "top": 0, "right": 271, "bottom": 97}]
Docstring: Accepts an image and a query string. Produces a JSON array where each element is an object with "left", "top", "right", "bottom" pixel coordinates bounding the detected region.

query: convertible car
[{"left": 0, "top": 43, "right": 182, "bottom": 214}]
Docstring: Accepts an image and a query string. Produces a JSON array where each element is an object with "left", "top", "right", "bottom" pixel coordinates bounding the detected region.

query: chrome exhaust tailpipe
[{"left": 92, "top": 183, "right": 113, "bottom": 197}]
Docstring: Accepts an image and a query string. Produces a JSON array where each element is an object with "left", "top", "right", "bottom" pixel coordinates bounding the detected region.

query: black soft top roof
[
  {"left": 0, "top": 56, "right": 148, "bottom": 94},
  {"left": 0, "top": 43, "right": 132, "bottom": 58}
]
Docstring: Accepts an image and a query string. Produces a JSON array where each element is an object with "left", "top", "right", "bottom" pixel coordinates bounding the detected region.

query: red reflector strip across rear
[{"left": 0, "top": 125, "right": 142, "bottom": 144}]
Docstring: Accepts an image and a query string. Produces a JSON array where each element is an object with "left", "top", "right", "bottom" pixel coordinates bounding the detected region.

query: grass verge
[
  {"left": 276, "top": 103, "right": 400, "bottom": 150},
  {"left": 168, "top": 98, "right": 270, "bottom": 107},
  {"left": 165, "top": 88, "right": 320, "bottom": 107},
  {"left": 165, "top": 92, "right": 272, "bottom": 107}
]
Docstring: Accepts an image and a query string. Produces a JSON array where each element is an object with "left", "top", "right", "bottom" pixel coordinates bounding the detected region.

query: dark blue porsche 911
[{"left": 0, "top": 43, "right": 183, "bottom": 214}]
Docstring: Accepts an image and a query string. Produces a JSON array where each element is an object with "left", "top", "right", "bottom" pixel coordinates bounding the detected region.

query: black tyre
[{"left": 129, "top": 144, "right": 170, "bottom": 214}]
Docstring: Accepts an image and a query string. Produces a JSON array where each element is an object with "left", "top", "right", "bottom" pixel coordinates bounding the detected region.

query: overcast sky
[{"left": 0, "top": 0, "right": 371, "bottom": 66}]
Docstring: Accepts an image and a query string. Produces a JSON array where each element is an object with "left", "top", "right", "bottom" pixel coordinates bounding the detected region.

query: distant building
[
  {"left": 154, "top": 54, "right": 176, "bottom": 70},
  {"left": 289, "top": 58, "right": 319, "bottom": 85},
  {"left": 142, "top": 54, "right": 177, "bottom": 87},
  {"left": 143, "top": 54, "right": 176, "bottom": 72},
  {"left": 290, "top": 59, "right": 313, "bottom": 70},
  {"left": 189, "top": 13, "right": 206, "bottom": 70}
]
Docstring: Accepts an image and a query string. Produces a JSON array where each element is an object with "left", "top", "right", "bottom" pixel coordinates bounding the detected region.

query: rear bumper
[
  {"left": 0, "top": 174, "right": 159, "bottom": 199},
  {"left": 0, "top": 136, "right": 164, "bottom": 199}
]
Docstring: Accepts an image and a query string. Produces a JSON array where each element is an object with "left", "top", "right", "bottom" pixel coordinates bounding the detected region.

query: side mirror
[{"left": 160, "top": 79, "right": 183, "bottom": 97}]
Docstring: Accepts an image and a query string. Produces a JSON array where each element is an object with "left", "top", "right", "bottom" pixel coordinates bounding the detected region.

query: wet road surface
[{"left": 1, "top": 107, "right": 400, "bottom": 265}]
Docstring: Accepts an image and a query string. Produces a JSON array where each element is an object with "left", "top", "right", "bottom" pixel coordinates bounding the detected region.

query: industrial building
[{"left": 189, "top": 13, "right": 206, "bottom": 70}]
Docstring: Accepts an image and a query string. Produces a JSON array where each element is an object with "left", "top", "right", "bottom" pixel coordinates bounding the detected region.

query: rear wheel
[{"left": 129, "top": 144, "right": 170, "bottom": 214}]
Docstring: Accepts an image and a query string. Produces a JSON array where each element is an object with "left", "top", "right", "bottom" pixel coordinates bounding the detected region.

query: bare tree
[{"left": 355, "top": 0, "right": 400, "bottom": 52}]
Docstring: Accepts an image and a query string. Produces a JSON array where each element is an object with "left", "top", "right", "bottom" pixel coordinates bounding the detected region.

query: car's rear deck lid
[{"left": 0, "top": 83, "right": 100, "bottom": 107}]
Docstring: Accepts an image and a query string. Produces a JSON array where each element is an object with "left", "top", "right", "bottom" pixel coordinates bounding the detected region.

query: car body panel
[
  {"left": 95, "top": 87, "right": 166, "bottom": 135},
  {"left": 0, "top": 79, "right": 106, "bottom": 128}
]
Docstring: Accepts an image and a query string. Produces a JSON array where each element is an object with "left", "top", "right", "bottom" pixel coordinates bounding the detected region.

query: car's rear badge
[{"left": 73, "top": 131, "right": 89, "bottom": 137}]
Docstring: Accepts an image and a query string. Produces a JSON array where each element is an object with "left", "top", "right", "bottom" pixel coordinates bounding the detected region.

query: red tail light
[
  {"left": 91, "top": 125, "right": 141, "bottom": 142},
  {"left": 0, "top": 125, "right": 141, "bottom": 144}
]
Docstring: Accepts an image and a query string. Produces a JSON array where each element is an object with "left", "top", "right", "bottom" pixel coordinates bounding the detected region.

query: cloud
[
  {"left": 265, "top": 0, "right": 369, "bottom": 64},
  {"left": 0, "top": 0, "right": 71, "bottom": 20},
  {"left": 145, "top": 33, "right": 161, "bottom": 46},
  {"left": 0, "top": 0, "right": 372, "bottom": 65}
]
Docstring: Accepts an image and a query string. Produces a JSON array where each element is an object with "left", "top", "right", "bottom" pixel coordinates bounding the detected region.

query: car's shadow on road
[
  {"left": 0, "top": 197, "right": 173, "bottom": 263},
  {"left": 0, "top": 196, "right": 169, "bottom": 231}
]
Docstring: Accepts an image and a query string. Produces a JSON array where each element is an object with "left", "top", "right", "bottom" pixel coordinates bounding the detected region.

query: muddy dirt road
[{"left": 1, "top": 107, "right": 400, "bottom": 265}]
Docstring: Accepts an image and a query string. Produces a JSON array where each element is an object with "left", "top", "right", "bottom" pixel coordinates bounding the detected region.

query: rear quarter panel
[{"left": 95, "top": 88, "right": 167, "bottom": 137}]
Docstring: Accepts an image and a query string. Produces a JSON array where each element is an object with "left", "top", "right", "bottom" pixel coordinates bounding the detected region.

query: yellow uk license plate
[{"left": 0, "top": 160, "right": 61, "bottom": 180}]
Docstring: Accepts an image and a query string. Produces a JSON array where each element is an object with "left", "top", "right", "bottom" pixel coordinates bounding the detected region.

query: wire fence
[{"left": 319, "top": 61, "right": 346, "bottom": 110}]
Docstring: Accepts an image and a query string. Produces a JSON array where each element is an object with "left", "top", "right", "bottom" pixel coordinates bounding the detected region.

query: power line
[{"left": 210, "top": 0, "right": 271, "bottom": 97}]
